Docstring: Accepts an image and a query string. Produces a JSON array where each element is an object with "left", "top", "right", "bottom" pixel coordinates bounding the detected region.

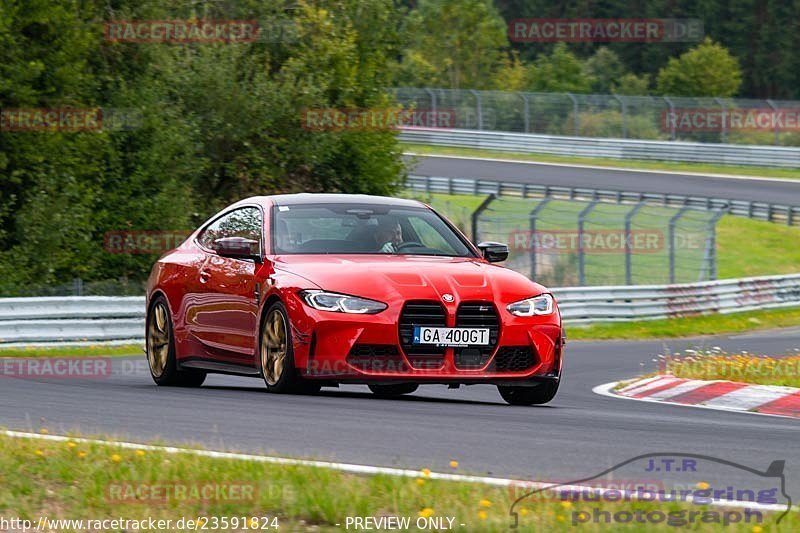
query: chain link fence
[
  {"left": 392, "top": 88, "right": 800, "bottom": 146},
  {"left": 479, "top": 197, "right": 720, "bottom": 287},
  {"left": 405, "top": 191, "right": 722, "bottom": 287},
  {"left": 4, "top": 278, "right": 147, "bottom": 297}
]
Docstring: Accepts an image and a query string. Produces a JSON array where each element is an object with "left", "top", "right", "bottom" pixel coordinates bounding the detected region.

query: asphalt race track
[
  {"left": 2, "top": 330, "right": 799, "bottom": 494},
  {"left": 406, "top": 154, "right": 800, "bottom": 206}
]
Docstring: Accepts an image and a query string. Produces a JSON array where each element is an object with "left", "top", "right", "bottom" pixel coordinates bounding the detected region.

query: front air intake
[
  {"left": 398, "top": 301, "right": 446, "bottom": 368},
  {"left": 454, "top": 302, "right": 500, "bottom": 368}
]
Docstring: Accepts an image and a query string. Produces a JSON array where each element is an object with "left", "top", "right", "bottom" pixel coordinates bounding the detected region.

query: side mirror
[
  {"left": 477, "top": 241, "right": 509, "bottom": 263},
  {"left": 213, "top": 237, "right": 262, "bottom": 262}
]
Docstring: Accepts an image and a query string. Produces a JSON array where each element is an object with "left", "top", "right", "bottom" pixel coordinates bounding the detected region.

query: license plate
[{"left": 412, "top": 326, "right": 490, "bottom": 347}]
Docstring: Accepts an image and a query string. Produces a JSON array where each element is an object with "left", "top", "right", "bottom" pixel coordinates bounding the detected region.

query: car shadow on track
[{"left": 197, "top": 384, "right": 556, "bottom": 408}]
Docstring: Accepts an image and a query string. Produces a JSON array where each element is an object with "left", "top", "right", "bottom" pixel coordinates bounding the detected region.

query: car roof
[{"left": 246, "top": 193, "right": 426, "bottom": 208}]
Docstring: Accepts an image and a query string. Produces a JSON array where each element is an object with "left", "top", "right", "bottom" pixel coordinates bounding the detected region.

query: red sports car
[{"left": 145, "top": 194, "right": 564, "bottom": 405}]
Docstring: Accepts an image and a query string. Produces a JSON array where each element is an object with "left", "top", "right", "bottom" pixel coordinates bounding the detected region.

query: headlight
[
  {"left": 299, "top": 290, "right": 387, "bottom": 314},
  {"left": 507, "top": 294, "right": 554, "bottom": 316}
]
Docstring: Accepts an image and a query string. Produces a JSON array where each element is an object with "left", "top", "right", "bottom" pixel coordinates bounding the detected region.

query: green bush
[{"left": 558, "top": 110, "right": 666, "bottom": 140}]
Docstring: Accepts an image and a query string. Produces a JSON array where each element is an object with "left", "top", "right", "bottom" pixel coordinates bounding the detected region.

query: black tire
[
  {"left": 498, "top": 381, "right": 559, "bottom": 406},
  {"left": 146, "top": 295, "right": 206, "bottom": 387},
  {"left": 368, "top": 383, "right": 419, "bottom": 398},
  {"left": 259, "top": 301, "right": 320, "bottom": 394}
]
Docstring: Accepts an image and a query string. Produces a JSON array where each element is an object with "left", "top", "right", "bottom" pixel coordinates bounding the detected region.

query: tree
[
  {"left": 492, "top": 51, "right": 528, "bottom": 92},
  {"left": 656, "top": 38, "right": 742, "bottom": 97},
  {"left": 612, "top": 73, "right": 650, "bottom": 96},
  {"left": 394, "top": 0, "right": 508, "bottom": 89},
  {"left": 526, "top": 43, "right": 593, "bottom": 93},
  {"left": 0, "top": 0, "right": 407, "bottom": 294},
  {"left": 585, "top": 47, "right": 626, "bottom": 94}
]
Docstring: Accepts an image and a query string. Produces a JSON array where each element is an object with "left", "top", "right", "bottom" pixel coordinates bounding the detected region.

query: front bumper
[{"left": 286, "top": 294, "right": 564, "bottom": 383}]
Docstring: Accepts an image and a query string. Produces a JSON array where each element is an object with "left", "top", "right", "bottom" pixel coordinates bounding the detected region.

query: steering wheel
[{"left": 395, "top": 241, "right": 424, "bottom": 251}]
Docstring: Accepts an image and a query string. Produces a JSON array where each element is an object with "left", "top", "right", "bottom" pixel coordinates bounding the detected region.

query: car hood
[{"left": 273, "top": 254, "right": 548, "bottom": 306}]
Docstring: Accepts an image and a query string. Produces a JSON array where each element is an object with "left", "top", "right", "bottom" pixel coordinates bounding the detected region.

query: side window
[
  {"left": 198, "top": 207, "right": 262, "bottom": 253},
  {"left": 408, "top": 216, "right": 454, "bottom": 253}
]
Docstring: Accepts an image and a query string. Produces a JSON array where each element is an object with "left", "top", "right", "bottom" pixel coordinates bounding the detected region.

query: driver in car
[{"left": 374, "top": 219, "right": 403, "bottom": 253}]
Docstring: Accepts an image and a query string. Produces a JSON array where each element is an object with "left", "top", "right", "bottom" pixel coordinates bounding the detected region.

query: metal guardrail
[
  {"left": 399, "top": 128, "right": 800, "bottom": 168},
  {"left": 0, "top": 296, "right": 144, "bottom": 320},
  {"left": 0, "top": 297, "right": 144, "bottom": 345},
  {"left": 406, "top": 175, "right": 800, "bottom": 226},
  {"left": 554, "top": 274, "right": 800, "bottom": 324},
  {"left": 2, "top": 275, "right": 800, "bottom": 344}
]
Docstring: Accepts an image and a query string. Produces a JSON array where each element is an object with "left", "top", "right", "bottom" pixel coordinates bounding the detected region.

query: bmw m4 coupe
[{"left": 146, "top": 194, "right": 564, "bottom": 405}]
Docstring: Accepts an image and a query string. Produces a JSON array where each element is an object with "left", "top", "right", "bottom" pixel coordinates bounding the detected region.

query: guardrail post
[
  {"left": 766, "top": 99, "right": 779, "bottom": 146},
  {"left": 668, "top": 206, "right": 691, "bottom": 283},
  {"left": 613, "top": 94, "right": 627, "bottom": 138},
  {"left": 624, "top": 201, "right": 647, "bottom": 285},
  {"left": 714, "top": 97, "right": 727, "bottom": 143},
  {"left": 520, "top": 92, "right": 530, "bottom": 133},
  {"left": 72, "top": 278, "right": 83, "bottom": 296},
  {"left": 471, "top": 193, "right": 496, "bottom": 243},
  {"left": 703, "top": 208, "right": 727, "bottom": 280},
  {"left": 566, "top": 93, "right": 579, "bottom": 135},
  {"left": 577, "top": 200, "right": 598, "bottom": 286},
  {"left": 528, "top": 198, "right": 552, "bottom": 280},
  {"left": 470, "top": 90, "right": 483, "bottom": 130},
  {"left": 664, "top": 97, "right": 676, "bottom": 140},
  {"left": 425, "top": 88, "right": 437, "bottom": 120}
]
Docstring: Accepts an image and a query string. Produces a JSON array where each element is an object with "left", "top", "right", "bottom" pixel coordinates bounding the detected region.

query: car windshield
[{"left": 272, "top": 203, "right": 474, "bottom": 257}]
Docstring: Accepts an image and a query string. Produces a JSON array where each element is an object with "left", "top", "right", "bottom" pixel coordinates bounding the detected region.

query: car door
[{"left": 188, "top": 206, "right": 263, "bottom": 363}]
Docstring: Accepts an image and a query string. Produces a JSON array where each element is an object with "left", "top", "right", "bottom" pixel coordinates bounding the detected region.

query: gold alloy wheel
[
  {"left": 262, "top": 309, "right": 288, "bottom": 386},
  {"left": 147, "top": 302, "right": 170, "bottom": 378}
]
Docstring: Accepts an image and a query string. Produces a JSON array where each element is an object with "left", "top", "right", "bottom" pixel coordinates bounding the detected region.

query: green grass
[
  {"left": 403, "top": 143, "right": 800, "bottom": 179},
  {"left": 567, "top": 306, "right": 800, "bottom": 340},
  {"left": 1, "top": 432, "right": 792, "bottom": 532},
  {"left": 716, "top": 216, "right": 800, "bottom": 278},
  {"left": 0, "top": 344, "right": 142, "bottom": 358}
]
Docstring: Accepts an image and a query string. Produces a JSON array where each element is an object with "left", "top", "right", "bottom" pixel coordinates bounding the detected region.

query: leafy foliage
[
  {"left": 0, "top": 0, "right": 405, "bottom": 294},
  {"left": 394, "top": 0, "right": 508, "bottom": 90},
  {"left": 656, "top": 38, "right": 743, "bottom": 97}
]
